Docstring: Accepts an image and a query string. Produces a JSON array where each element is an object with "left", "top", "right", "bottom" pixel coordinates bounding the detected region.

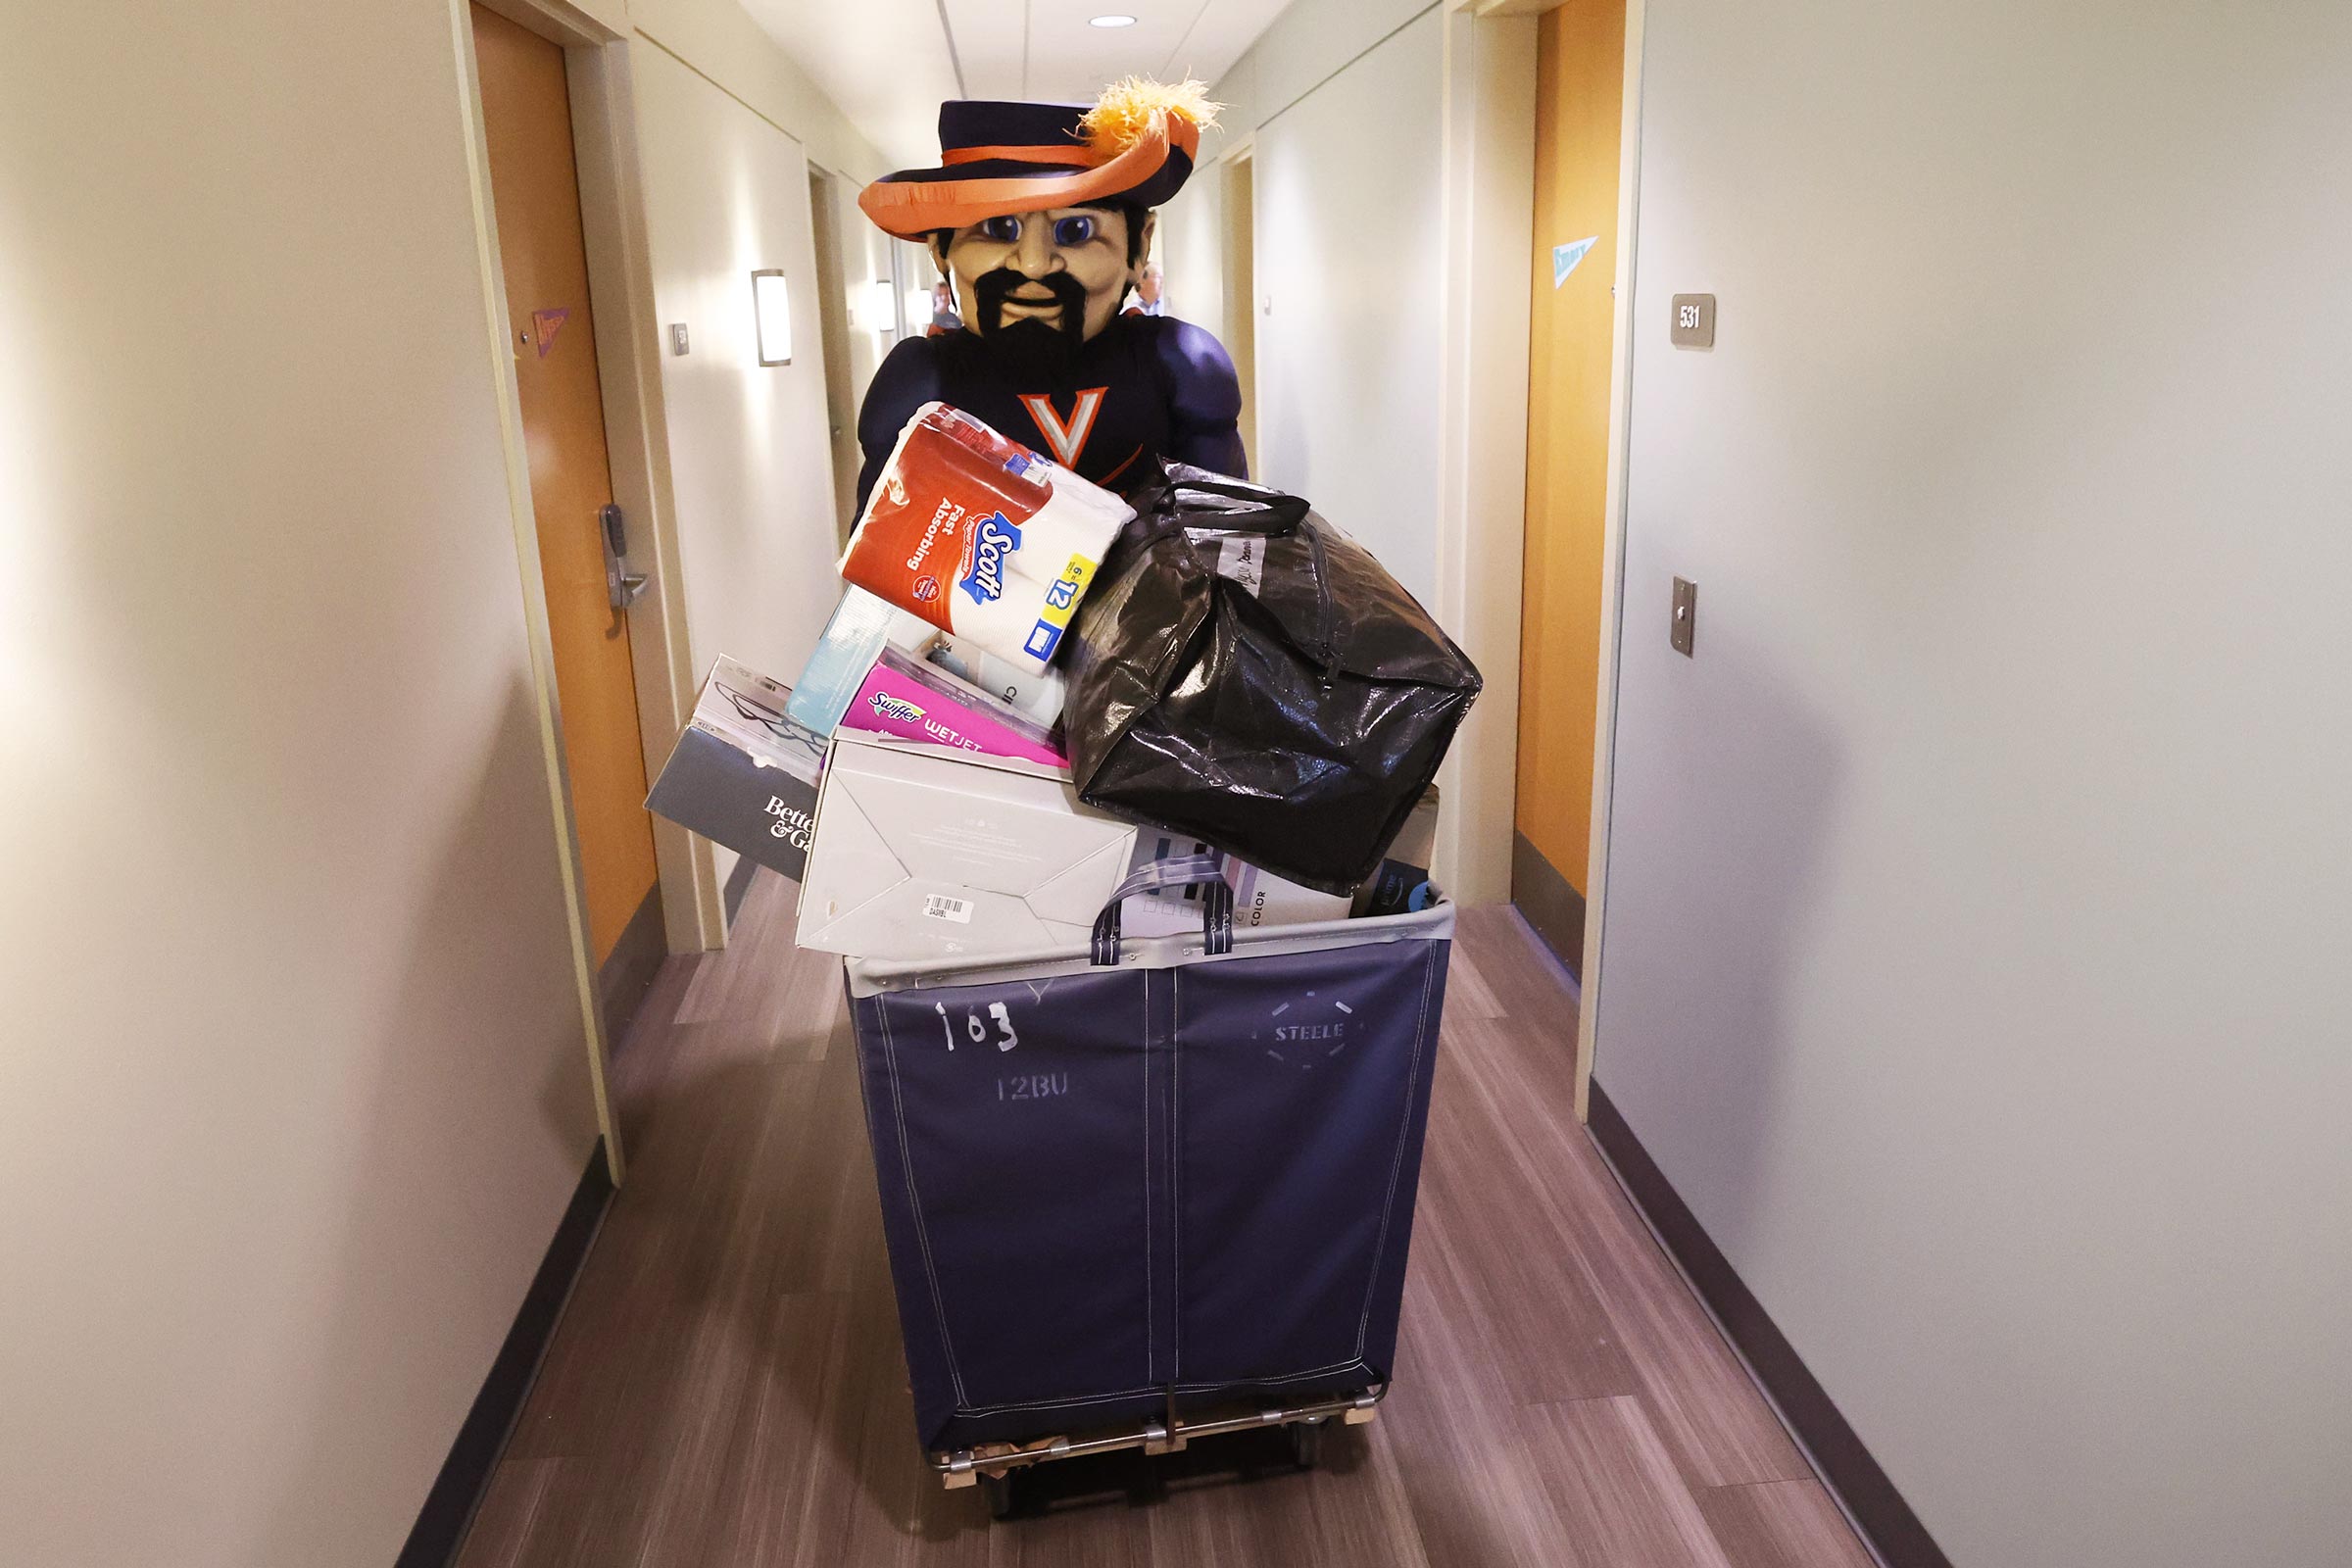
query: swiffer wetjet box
[
  {"left": 645, "top": 656, "right": 825, "bottom": 882},
  {"left": 795, "top": 730, "right": 1136, "bottom": 961}
]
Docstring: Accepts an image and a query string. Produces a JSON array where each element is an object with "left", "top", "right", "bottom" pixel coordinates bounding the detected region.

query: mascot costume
[{"left": 855, "top": 79, "right": 1246, "bottom": 506}]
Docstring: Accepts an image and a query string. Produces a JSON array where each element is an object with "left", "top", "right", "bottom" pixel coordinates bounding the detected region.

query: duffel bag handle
[
  {"left": 1126, "top": 468, "right": 1310, "bottom": 552},
  {"left": 1165, "top": 475, "right": 1309, "bottom": 534},
  {"left": 1091, "top": 853, "right": 1234, "bottom": 965}
]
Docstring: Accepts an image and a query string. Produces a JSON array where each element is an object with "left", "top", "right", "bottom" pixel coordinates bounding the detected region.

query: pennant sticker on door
[
  {"left": 1552, "top": 237, "right": 1598, "bottom": 288},
  {"left": 531, "top": 307, "right": 570, "bottom": 359}
]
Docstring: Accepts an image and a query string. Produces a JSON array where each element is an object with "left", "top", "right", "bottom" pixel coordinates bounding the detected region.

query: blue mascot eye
[
  {"left": 1053, "top": 215, "right": 1097, "bottom": 246},
  {"left": 980, "top": 216, "right": 1022, "bottom": 243}
]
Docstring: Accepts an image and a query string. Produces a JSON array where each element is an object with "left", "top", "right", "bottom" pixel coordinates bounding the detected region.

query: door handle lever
[{"left": 599, "top": 504, "right": 649, "bottom": 611}]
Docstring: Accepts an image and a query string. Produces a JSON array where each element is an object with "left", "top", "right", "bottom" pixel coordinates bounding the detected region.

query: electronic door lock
[{"left": 599, "top": 504, "right": 649, "bottom": 610}]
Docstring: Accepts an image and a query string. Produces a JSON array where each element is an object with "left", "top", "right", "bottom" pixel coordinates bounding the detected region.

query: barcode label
[{"left": 922, "top": 894, "right": 974, "bottom": 924}]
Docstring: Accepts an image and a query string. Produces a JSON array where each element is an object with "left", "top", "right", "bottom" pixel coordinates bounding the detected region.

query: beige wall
[
  {"left": 1158, "top": 0, "right": 1529, "bottom": 902},
  {"left": 1166, "top": 1, "right": 1445, "bottom": 603},
  {"left": 0, "top": 0, "right": 894, "bottom": 1559},
  {"left": 1598, "top": 1, "right": 2352, "bottom": 1562},
  {"left": 1251, "top": 9, "right": 1446, "bottom": 605},
  {"left": 0, "top": 3, "right": 601, "bottom": 1563},
  {"left": 621, "top": 0, "right": 893, "bottom": 896},
  {"left": 1156, "top": 159, "right": 1228, "bottom": 371},
  {"left": 629, "top": 0, "right": 887, "bottom": 186},
  {"left": 631, "top": 41, "right": 840, "bottom": 687}
]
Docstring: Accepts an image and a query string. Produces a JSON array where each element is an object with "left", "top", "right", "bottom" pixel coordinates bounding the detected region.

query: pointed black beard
[
  {"left": 971, "top": 267, "right": 1091, "bottom": 379},
  {"left": 980, "top": 315, "right": 1084, "bottom": 380}
]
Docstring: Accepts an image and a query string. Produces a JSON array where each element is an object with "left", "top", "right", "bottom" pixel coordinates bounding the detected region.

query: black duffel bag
[{"left": 1061, "top": 464, "right": 1482, "bottom": 895}]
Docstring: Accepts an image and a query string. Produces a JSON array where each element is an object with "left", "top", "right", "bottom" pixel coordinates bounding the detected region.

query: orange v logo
[{"left": 1018, "top": 388, "right": 1108, "bottom": 468}]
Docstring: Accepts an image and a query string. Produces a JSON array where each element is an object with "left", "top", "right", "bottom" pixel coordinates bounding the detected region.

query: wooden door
[
  {"left": 1514, "top": 0, "right": 1625, "bottom": 977},
  {"left": 1220, "top": 152, "right": 1257, "bottom": 469},
  {"left": 472, "top": 6, "right": 659, "bottom": 968},
  {"left": 807, "top": 168, "right": 861, "bottom": 545}
]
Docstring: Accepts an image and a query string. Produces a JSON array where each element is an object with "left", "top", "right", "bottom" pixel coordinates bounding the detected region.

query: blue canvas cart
[{"left": 843, "top": 858, "right": 1453, "bottom": 1516}]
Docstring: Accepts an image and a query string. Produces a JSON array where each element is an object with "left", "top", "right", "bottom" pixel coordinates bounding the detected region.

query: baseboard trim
[
  {"left": 1511, "top": 830, "right": 1587, "bottom": 980},
  {"left": 722, "top": 853, "right": 759, "bottom": 926},
  {"left": 396, "top": 1139, "right": 614, "bottom": 1568},
  {"left": 1587, "top": 1083, "right": 1952, "bottom": 1568},
  {"left": 598, "top": 886, "right": 665, "bottom": 1054}
]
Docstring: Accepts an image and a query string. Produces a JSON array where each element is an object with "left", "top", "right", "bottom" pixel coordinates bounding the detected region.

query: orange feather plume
[{"left": 1080, "top": 76, "right": 1221, "bottom": 158}]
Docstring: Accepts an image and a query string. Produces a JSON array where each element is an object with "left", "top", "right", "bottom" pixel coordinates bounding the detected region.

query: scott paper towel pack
[{"left": 840, "top": 403, "right": 1132, "bottom": 678}]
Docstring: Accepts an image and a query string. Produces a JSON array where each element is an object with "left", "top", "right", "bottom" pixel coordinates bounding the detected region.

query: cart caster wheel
[
  {"left": 1288, "top": 1418, "right": 1327, "bottom": 1470},
  {"left": 980, "top": 1470, "right": 1019, "bottom": 1520}
]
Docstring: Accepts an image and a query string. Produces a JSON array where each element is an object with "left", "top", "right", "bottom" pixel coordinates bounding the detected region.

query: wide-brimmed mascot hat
[{"left": 858, "top": 77, "right": 1216, "bottom": 240}]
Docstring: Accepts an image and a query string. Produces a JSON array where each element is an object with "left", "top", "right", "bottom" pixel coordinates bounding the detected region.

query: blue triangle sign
[{"left": 1552, "top": 236, "right": 1598, "bottom": 288}]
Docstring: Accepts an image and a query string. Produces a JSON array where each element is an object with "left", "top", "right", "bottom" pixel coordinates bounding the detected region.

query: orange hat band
[
  {"left": 942, "top": 144, "right": 1108, "bottom": 169},
  {"left": 859, "top": 117, "right": 1198, "bottom": 240}
]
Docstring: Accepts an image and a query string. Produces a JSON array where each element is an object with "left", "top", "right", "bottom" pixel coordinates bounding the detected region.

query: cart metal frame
[{"left": 935, "top": 1384, "right": 1388, "bottom": 1517}]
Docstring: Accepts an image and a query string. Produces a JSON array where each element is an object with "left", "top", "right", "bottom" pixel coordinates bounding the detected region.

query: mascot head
[{"left": 860, "top": 79, "right": 1216, "bottom": 367}]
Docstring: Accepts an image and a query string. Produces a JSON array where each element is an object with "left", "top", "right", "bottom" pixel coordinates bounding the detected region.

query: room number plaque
[{"left": 1670, "top": 293, "right": 1716, "bottom": 348}]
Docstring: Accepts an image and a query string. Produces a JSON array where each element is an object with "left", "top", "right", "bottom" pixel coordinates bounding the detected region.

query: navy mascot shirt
[{"left": 856, "top": 314, "right": 1247, "bottom": 510}]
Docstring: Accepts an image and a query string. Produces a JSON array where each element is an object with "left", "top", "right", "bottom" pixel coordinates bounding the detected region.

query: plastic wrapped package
[
  {"left": 840, "top": 403, "right": 1133, "bottom": 678},
  {"left": 1060, "top": 466, "right": 1483, "bottom": 894},
  {"left": 788, "top": 586, "right": 1068, "bottom": 738}
]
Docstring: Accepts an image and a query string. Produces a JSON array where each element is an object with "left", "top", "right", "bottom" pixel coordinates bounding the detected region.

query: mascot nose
[{"left": 1010, "top": 220, "right": 1054, "bottom": 272}]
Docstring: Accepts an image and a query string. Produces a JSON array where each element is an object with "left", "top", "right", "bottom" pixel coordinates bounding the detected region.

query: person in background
[
  {"left": 927, "top": 280, "right": 960, "bottom": 336},
  {"left": 854, "top": 78, "right": 1245, "bottom": 504},
  {"left": 1131, "top": 262, "right": 1166, "bottom": 317}
]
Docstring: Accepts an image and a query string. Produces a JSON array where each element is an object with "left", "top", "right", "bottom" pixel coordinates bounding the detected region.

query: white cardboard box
[{"left": 795, "top": 730, "right": 1136, "bottom": 961}]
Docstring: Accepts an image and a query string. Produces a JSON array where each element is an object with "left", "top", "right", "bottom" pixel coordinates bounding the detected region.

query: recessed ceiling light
[{"left": 1089, "top": 14, "right": 1138, "bottom": 26}]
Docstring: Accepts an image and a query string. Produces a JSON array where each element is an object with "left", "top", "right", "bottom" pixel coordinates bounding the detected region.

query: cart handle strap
[{"left": 1091, "top": 854, "right": 1233, "bottom": 966}]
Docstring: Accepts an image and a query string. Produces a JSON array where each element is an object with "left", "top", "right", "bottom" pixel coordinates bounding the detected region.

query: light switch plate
[
  {"left": 668, "top": 322, "right": 691, "bottom": 355},
  {"left": 1670, "top": 294, "right": 1715, "bottom": 348},
  {"left": 1671, "top": 577, "right": 1696, "bottom": 656}
]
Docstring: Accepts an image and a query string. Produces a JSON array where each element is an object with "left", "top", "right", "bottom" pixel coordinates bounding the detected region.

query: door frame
[
  {"left": 1564, "top": 0, "right": 1644, "bottom": 1121},
  {"left": 446, "top": 0, "right": 716, "bottom": 1179},
  {"left": 1432, "top": 1, "right": 1541, "bottom": 917},
  {"left": 1433, "top": 0, "right": 1646, "bottom": 1121},
  {"left": 805, "top": 163, "right": 865, "bottom": 547}
]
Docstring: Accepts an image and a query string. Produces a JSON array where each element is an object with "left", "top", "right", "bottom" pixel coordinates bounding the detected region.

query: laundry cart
[{"left": 843, "top": 859, "right": 1453, "bottom": 1518}]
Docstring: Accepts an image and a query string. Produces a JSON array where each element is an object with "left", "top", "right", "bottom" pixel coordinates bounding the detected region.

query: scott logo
[
  {"left": 868, "top": 693, "right": 926, "bottom": 724},
  {"left": 958, "top": 512, "right": 1021, "bottom": 606}
]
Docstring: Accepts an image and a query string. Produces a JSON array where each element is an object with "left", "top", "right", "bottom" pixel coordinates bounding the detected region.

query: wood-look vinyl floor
[{"left": 458, "top": 877, "right": 1875, "bottom": 1568}]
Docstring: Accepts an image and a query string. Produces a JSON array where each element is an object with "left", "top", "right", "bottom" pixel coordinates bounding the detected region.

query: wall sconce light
[
  {"left": 751, "top": 269, "right": 791, "bottom": 366},
  {"left": 866, "top": 278, "right": 898, "bottom": 334},
  {"left": 906, "top": 286, "right": 936, "bottom": 331}
]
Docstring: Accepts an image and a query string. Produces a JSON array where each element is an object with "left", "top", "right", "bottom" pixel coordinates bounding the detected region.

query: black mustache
[{"left": 972, "top": 269, "right": 1088, "bottom": 339}]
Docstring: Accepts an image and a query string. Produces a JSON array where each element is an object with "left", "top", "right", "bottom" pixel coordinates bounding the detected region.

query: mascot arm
[
  {"left": 855, "top": 337, "right": 948, "bottom": 512},
  {"left": 1154, "top": 318, "right": 1249, "bottom": 480}
]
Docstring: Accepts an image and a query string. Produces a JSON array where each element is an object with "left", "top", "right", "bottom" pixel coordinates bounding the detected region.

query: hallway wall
[
  {"left": 1161, "top": 1, "right": 1533, "bottom": 904},
  {"left": 1165, "top": 0, "right": 1445, "bottom": 604},
  {"left": 0, "top": 1, "right": 892, "bottom": 1562},
  {"left": 1595, "top": 2, "right": 2352, "bottom": 1563},
  {"left": 631, "top": 41, "right": 840, "bottom": 727},
  {"left": 624, "top": 0, "right": 895, "bottom": 898},
  {"left": 0, "top": 5, "right": 603, "bottom": 1564},
  {"left": 1251, "top": 9, "right": 1445, "bottom": 606}
]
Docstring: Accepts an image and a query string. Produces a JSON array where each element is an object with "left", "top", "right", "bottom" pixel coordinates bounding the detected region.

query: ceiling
[{"left": 736, "top": 0, "right": 1290, "bottom": 172}]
